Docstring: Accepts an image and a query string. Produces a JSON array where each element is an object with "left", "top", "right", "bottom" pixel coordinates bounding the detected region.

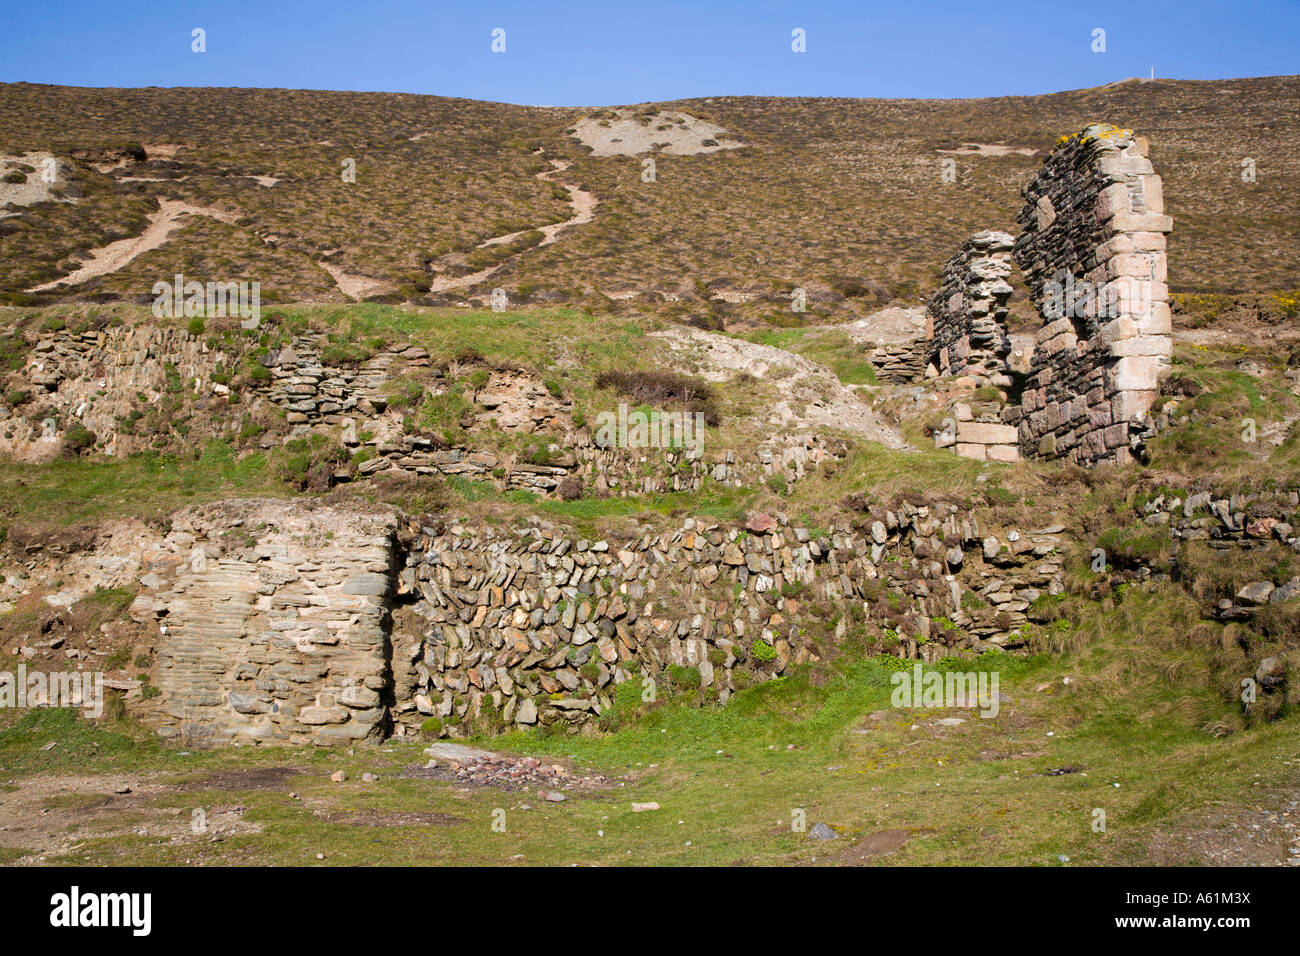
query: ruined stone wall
[
  {"left": 867, "top": 341, "right": 925, "bottom": 384},
  {"left": 2, "top": 324, "right": 838, "bottom": 496},
  {"left": 4, "top": 326, "right": 232, "bottom": 460},
  {"left": 387, "top": 506, "right": 1064, "bottom": 737},
  {"left": 132, "top": 501, "right": 398, "bottom": 745},
  {"left": 129, "top": 498, "right": 1065, "bottom": 743},
  {"left": 97, "top": 480, "right": 1300, "bottom": 744},
  {"left": 925, "top": 231, "right": 1015, "bottom": 382},
  {"left": 1011, "top": 124, "right": 1173, "bottom": 466}
]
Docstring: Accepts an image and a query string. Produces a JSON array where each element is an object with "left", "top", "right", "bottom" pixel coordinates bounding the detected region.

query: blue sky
[{"left": 2, "top": 0, "right": 1296, "bottom": 104}]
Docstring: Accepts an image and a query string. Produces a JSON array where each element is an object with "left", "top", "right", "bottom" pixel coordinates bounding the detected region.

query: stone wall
[
  {"left": 131, "top": 500, "right": 398, "bottom": 745},
  {"left": 3, "top": 325, "right": 231, "bottom": 460},
  {"left": 128, "top": 497, "right": 1066, "bottom": 743},
  {"left": 925, "top": 231, "right": 1014, "bottom": 383},
  {"left": 934, "top": 399, "right": 1020, "bottom": 462},
  {"left": 1, "top": 323, "right": 839, "bottom": 495},
  {"left": 1010, "top": 124, "right": 1173, "bottom": 466},
  {"left": 387, "top": 504, "right": 1064, "bottom": 737},
  {"left": 868, "top": 341, "right": 925, "bottom": 384}
]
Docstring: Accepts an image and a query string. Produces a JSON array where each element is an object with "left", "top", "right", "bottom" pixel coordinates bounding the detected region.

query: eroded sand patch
[
  {"left": 318, "top": 261, "right": 392, "bottom": 300},
  {"left": 832, "top": 306, "right": 927, "bottom": 346},
  {"left": 0, "top": 152, "right": 76, "bottom": 217},
  {"left": 142, "top": 144, "right": 185, "bottom": 159},
  {"left": 570, "top": 110, "right": 745, "bottom": 157},
  {"left": 937, "top": 143, "right": 1037, "bottom": 157},
  {"left": 427, "top": 159, "right": 597, "bottom": 295}
]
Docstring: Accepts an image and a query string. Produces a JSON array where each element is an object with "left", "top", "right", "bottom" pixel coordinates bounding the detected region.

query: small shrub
[
  {"left": 595, "top": 369, "right": 721, "bottom": 425},
  {"left": 62, "top": 425, "right": 96, "bottom": 456},
  {"left": 668, "top": 665, "right": 701, "bottom": 689},
  {"left": 556, "top": 475, "right": 583, "bottom": 500}
]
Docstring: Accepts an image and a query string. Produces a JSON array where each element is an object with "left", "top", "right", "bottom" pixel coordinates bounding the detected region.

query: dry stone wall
[
  {"left": 925, "top": 231, "right": 1015, "bottom": 383},
  {"left": 1010, "top": 125, "right": 1173, "bottom": 466},
  {"left": 127, "top": 498, "right": 1066, "bottom": 744},
  {"left": 1, "top": 325, "right": 230, "bottom": 460},
  {"left": 867, "top": 341, "right": 925, "bottom": 384},
  {"left": 388, "top": 505, "right": 1065, "bottom": 737}
]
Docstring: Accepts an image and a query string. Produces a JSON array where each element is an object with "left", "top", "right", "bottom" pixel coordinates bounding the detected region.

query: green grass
[
  {"left": 0, "top": 707, "right": 166, "bottom": 775},
  {"left": 7, "top": 583, "right": 1297, "bottom": 866},
  {"left": 0, "top": 439, "right": 280, "bottom": 526}
]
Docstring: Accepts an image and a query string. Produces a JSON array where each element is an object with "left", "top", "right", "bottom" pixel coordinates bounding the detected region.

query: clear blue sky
[{"left": 2, "top": 0, "right": 1296, "bottom": 105}]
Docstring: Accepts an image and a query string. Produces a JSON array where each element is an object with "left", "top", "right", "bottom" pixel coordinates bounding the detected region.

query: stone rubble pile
[
  {"left": 1139, "top": 487, "right": 1300, "bottom": 619},
  {"left": 422, "top": 747, "right": 607, "bottom": 791}
]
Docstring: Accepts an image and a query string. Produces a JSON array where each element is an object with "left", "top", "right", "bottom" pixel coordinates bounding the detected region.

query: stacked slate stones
[
  {"left": 925, "top": 230, "right": 1015, "bottom": 384},
  {"left": 130, "top": 499, "right": 1068, "bottom": 743}
]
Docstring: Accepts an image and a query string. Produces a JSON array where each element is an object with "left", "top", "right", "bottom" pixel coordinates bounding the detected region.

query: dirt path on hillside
[
  {"left": 426, "top": 159, "right": 597, "bottom": 295},
  {"left": 26, "top": 200, "right": 236, "bottom": 292},
  {"left": 319, "top": 159, "right": 596, "bottom": 302}
]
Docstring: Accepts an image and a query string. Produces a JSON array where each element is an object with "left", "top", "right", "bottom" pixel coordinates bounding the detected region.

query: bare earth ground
[
  {"left": 569, "top": 109, "right": 745, "bottom": 157},
  {"left": 26, "top": 200, "right": 236, "bottom": 293}
]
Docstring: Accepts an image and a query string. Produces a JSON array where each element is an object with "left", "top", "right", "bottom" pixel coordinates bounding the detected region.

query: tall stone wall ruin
[
  {"left": 924, "top": 125, "right": 1173, "bottom": 467},
  {"left": 924, "top": 230, "right": 1015, "bottom": 383},
  {"left": 1011, "top": 124, "right": 1173, "bottom": 466}
]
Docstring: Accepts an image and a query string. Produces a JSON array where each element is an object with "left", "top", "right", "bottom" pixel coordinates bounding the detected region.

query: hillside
[{"left": 2, "top": 77, "right": 1298, "bottom": 324}]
